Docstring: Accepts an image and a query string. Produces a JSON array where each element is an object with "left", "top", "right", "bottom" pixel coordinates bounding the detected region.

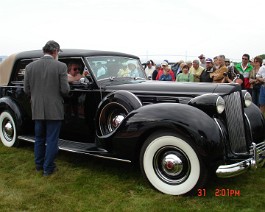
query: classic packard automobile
[{"left": 0, "top": 49, "right": 265, "bottom": 195}]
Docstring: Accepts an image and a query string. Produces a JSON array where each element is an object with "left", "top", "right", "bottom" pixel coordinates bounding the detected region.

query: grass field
[{"left": 1, "top": 142, "right": 265, "bottom": 212}]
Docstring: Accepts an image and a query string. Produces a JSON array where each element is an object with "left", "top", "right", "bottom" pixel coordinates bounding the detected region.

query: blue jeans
[{"left": 34, "top": 120, "right": 62, "bottom": 174}]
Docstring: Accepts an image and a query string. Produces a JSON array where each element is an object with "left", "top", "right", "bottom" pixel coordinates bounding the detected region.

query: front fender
[
  {"left": 244, "top": 103, "right": 265, "bottom": 144},
  {"left": 103, "top": 103, "right": 224, "bottom": 163}
]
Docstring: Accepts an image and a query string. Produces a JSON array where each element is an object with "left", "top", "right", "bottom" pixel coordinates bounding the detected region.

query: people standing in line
[
  {"left": 189, "top": 59, "right": 204, "bottom": 82},
  {"left": 210, "top": 55, "right": 228, "bottom": 83},
  {"left": 176, "top": 64, "right": 194, "bottom": 82},
  {"left": 24, "top": 40, "right": 70, "bottom": 176},
  {"left": 249, "top": 56, "right": 263, "bottom": 106},
  {"left": 198, "top": 54, "right": 206, "bottom": 69},
  {"left": 235, "top": 54, "right": 253, "bottom": 94},
  {"left": 145, "top": 60, "right": 155, "bottom": 80},
  {"left": 156, "top": 61, "right": 175, "bottom": 81},
  {"left": 200, "top": 58, "right": 214, "bottom": 82}
]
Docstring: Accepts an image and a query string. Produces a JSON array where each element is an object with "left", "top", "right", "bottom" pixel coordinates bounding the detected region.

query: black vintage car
[{"left": 0, "top": 49, "right": 265, "bottom": 195}]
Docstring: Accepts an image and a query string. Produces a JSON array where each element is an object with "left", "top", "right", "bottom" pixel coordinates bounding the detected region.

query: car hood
[{"left": 103, "top": 80, "right": 239, "bottom": 98}]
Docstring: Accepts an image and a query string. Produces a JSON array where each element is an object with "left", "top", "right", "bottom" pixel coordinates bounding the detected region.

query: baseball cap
[
  {"left": 42, "top": 40, "right": 62, "bottom": 53},
  {"left": 205, "top": 58, "right": 213, "bottom": 63},
  {"left": 198, "top": 54, "right": 205, "bottom": 59},
  {"left": 161, "top": 60, "right": 168, "bottom": 66}
]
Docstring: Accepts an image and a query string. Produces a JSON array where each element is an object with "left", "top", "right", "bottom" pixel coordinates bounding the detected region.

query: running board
[
  {"left": 18, "top": 135, "right": 131, "bottom": 163},
  {"left": 18, "top": 135, "right": 106, "bottom": 154}
]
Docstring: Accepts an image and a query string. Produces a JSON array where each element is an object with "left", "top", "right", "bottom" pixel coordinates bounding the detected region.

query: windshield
[{"left": 86, "top": 56, "right": 146, "bottom": 80}]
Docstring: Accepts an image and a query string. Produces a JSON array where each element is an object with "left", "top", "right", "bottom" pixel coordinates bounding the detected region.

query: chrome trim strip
[
  {"left": 214, "top": 118, "right": 225, "bottom": 138},
  {"left": 216, "top": 141, "right": 265, "bottom": 178},
  {"left": 59, "top": 146, "right": 132, "bottom": 163},
  {"left": 18, "top": 136, "right": 131, "bottom": 163},
  {"left": 244, "top": 113, "right": 253, "bottom": 142}
]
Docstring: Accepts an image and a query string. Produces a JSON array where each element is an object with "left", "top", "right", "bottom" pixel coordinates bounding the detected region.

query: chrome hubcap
[
  {"left": 162, "top": 154, "right": 183, "bottom": 176},
  {"left": 154, "top": 146, "right": 191, "bottom": 185},
  {"left": 3, "top": 120, "right": 14, "bottom": 141},
  {"left": 112, "top": 115, "right": 125, "bottom": 128}
]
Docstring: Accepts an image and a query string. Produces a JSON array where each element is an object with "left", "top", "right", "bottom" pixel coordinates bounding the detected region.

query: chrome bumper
[{"left": 216, "top": 142, "right": 265, "bottom": 178}]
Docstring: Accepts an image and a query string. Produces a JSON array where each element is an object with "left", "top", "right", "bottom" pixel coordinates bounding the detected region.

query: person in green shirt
[
  {"left": 235, "top": 54, "right": 253, "bottom": 93},
  {"left": 176, "top": 64, "right": 194, "bottom": 82}
]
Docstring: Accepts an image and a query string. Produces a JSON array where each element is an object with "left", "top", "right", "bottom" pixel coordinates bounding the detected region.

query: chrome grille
[{"left": 224, "top": 91, "right": 247, "bottom": 153}]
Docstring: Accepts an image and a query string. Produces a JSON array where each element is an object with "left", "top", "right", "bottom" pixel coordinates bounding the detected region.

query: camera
[{"left": 223, "top": 72, "right": 228, "bottom": 77}]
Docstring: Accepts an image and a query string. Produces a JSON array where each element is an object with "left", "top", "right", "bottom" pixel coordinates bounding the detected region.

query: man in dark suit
[{"left": 24, "top": 40, "right": 70, "bottom": 176}]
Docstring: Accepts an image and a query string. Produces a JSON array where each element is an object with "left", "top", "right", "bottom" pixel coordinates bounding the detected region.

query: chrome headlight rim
[
  {"left": 216, "top": 96, "right": 225, "bottom": 114},
  {"left": 244, "top": 92, "right": 252, "bottom": 107}
]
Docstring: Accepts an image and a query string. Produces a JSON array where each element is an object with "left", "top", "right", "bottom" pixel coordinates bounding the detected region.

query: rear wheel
[
  {"left": 0, "top": 110, "right": 19, "bottom": 147},
  {"left": 140, "top": 132, "right": 208, "bottom": 195}
]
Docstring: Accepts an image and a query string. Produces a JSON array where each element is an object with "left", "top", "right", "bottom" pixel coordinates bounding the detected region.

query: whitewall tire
[
  {"left": 0, "top": 111, "right": 19, "bottom": 147},
  {"left": 140, "top": 132, "right": 207, "bottom": 195}
]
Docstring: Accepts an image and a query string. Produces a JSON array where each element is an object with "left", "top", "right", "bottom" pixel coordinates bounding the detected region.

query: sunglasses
[
  {"left": 73, "top": 68, "right": 81, "bottom": 71},
  {"left": 242, "top": 58, "right": 248, "bottom": 60}
]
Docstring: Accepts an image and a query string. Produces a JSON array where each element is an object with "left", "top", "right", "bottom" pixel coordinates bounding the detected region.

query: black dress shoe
[
  {"left": 43, "top": 167, "right": 58, "bottom": 176},
  {"left": 36, "top": 166, "right": 43, "bottom": 172}
]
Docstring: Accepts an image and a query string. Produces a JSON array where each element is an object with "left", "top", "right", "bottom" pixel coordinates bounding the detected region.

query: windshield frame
[{"left": 85, "top": 56, "right": 146, "bottom": 81}]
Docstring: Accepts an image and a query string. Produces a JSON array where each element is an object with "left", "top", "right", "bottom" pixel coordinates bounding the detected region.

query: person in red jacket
[{"left": 156, "top": 61, "right": 175, "bottom": 81}]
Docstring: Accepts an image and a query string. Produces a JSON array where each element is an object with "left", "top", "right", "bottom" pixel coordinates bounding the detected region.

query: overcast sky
[{"left": 1, "top": 0, "right": 264, "bottom": 62}]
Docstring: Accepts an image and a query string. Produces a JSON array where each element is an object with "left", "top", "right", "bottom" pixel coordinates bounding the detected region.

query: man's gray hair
[{"left": 42, "top": 40, "right": 62, "bottom": 54}]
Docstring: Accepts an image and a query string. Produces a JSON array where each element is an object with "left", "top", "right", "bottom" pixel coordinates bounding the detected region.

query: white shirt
[
  {"left": 145, "top": 66, "right": 155, "bottom": 79},
  {"left": 256, "top": 66, "right": 265, "bottom": 78}
]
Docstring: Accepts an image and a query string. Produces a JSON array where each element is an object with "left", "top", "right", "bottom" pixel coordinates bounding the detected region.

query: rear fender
[{"left": 0, "top": 97, "right": 23, "bottom": 129}]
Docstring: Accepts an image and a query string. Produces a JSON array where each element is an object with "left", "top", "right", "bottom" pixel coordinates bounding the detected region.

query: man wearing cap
[
  {"left": 156, "top": 61, "right": 175, "bottom": 81},
  {"left": 144, "top": 60, "right": 155, "bottom": 80},
  {"left": 24, "top": 40, "right": 70, "bottom": 176},
  {"left": 198, "top": 54, "right": 206, "bottom": 69},
  {"left": 200, "top": 58, "right": 215, "bottom": 82}
]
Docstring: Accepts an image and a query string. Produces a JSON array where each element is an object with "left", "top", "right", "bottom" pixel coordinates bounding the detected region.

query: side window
[
  {"left": 12, "top": 59, "right": 36, "bottom": 83},
  {"left": 59, "top": 58, "right": 87, "bottom": 75}
]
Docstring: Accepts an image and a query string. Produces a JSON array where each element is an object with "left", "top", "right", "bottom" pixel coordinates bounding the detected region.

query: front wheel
[
  {"left": 0, "top": 110, "right": 19, "bottom": 147},
  {"left": 140, "top": 132, "right": 208, "bottom": 195}
]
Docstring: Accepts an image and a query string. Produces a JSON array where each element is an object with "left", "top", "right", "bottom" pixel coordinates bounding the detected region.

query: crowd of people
[{"left": 144, "top": 53, "right": 265, "bottom": 116}]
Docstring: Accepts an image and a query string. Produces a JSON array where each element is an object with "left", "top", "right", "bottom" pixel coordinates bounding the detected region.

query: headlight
[
  {"left": 188, "top": 94, "right": 225, "bottom": 115},
  {"left": 216, "top": 96, "right": 225, "bottom": 114},
  {"left": 244, "top": 92, "right": 252, "bottom": 107}
]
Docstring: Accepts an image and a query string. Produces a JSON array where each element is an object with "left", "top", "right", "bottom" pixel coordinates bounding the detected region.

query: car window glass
[
  {"left": 86, "top": 56, "right": 146, "bottom": 80},
  {"left": 12, "top": 58, "right": 36, "bottom": 83}
]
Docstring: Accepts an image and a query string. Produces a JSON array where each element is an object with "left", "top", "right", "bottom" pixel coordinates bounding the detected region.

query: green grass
[{"left": 1, "top": 142, "right": 265, "bottom": 212}]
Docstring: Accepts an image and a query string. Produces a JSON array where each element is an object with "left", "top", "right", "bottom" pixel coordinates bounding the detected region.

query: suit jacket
[{"left": 24, "top": 55, "right": 70, "bottom": 120}]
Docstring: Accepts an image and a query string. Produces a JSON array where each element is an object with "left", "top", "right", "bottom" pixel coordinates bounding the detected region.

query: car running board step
[{"left": 18, "top": 135, "right": 107, "bottom": 154}]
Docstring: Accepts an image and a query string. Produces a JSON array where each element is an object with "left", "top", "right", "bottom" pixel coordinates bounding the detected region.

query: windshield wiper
[{"left": 134, "top": 77, "right": 146, "bottom": 80}]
